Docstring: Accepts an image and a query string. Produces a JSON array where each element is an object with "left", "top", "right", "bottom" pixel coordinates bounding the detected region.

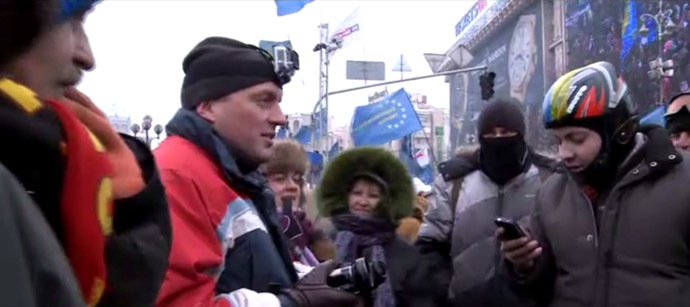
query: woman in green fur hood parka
[{"left": 317, "top": 147, "right": 435, "bottom": 307}]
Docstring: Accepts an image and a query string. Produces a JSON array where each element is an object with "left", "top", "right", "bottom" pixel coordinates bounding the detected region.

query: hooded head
[
  {"left": 476, "top": 98, "right": 529, "bottom": 185},
  {"left": 260, "top": 139, "right": 309, "bottom": 210},
  {"left": 317, "top": 147, "right": 414, "bottom": 223}
]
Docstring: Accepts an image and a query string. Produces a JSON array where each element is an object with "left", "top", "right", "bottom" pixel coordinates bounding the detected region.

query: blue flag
[
  {"left": 640, "top": 105, "right": 667, "bottom": 126},
  {"left": 307, "top": 151, "right": 324, "bottom": 184},
  {"left": 275, "top": 0, "right": 314, "bottom": 16},
  {"left": 351, "top": 88, "right": 423, "bottom": 147},
  {"left": 293, "top": 126, "right": 312, "bottom": 145}
]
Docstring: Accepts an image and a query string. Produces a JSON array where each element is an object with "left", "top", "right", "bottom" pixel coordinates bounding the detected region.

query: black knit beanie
[
  {"left": 180, "top": 36, "right": 280, "bottom": 109},
  {"left": 476, "top": 98, "right": 526, "bottom": 137}
]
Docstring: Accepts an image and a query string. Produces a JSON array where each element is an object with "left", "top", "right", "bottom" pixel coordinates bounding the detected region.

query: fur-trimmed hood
[{"left": 317, "top": 147, "right": 414, "bottom": 222}]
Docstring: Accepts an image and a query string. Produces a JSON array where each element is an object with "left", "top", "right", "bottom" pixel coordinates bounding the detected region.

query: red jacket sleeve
[{"left": 155, "top": 169, "right": 229, "bottom": 307}]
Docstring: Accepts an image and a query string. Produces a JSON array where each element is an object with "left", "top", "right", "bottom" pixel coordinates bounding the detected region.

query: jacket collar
[
  {"left": 616, "top": 125, "right": 682, "bottom": 188},
  {"left": 165, "top": 108, "right": 267, "bottom": 194}
]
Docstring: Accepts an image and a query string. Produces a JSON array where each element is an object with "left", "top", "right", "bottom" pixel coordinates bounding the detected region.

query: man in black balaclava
[
  {"left": 417, "top": 98, "right": 554, "bottom": 306},
  {"left": 476, "top": 98, "right": 531, "bottom": 185}
]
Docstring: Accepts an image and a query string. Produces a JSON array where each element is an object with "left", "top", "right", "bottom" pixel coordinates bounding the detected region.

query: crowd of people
[{"left": 3, "top": 1, "right": 690, "bottom": 307}]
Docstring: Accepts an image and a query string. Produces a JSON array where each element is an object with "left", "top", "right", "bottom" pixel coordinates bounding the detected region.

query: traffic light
[{"left": 479, "top": 71, "right": 496, "bottom": 100}]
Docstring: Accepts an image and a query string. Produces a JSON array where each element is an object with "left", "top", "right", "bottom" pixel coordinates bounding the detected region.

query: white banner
[{"left": 329, "top": 7, "right": 362, "bottom": 48}]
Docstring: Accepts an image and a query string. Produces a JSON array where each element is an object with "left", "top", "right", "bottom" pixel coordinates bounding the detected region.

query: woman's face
[
  {"left": 266, "top": 170, "right": 303, "bottom": 212},
  {"left": 348, "top": 179, "right": 382, "bottom": 216}
]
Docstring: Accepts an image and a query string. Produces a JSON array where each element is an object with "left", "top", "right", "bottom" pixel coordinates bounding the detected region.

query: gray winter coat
[
  {"left": 0, "top": 162, "right": 85, "bottom": 307},
  {"left": 417, "top": 151, "right": 553, "bottom": 306},
  {"left": 508, "top": 126, "right": 690, "bottom": 307}
]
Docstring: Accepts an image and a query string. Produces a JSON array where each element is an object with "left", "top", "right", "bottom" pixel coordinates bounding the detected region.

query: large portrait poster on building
[
  {"left": 566, "top": 0, "right": 690, "bottom": 114},
  {"left": 450, "top": 3, "right": 545, "bottom": 152}
]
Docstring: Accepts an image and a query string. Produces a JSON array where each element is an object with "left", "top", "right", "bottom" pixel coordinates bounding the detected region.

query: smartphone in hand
[{"left": 495, "top": 217, "right": 527, "bottom": 240}]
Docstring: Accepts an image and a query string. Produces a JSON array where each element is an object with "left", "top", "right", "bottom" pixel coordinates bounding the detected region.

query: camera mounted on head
[{"left": 251, "top": 42, "right": 300, "bottom": 86}]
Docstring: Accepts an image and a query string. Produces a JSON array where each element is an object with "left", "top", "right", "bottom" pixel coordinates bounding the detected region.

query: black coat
[
  {"left": 382, "top": 237, "right": 436, "bottom": 307},
  {"left": 325, "top": 220, "right": 437, "bottom": 307}
]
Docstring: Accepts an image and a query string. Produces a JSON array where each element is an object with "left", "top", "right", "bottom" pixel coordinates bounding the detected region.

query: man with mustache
[{"left": 0, "top": 0, "right": 171, "bottom": 306}]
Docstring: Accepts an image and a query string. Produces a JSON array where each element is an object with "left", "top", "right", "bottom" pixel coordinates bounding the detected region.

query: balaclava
[{"left": 476, "top": 98, "right": 529, "bottom": 185}]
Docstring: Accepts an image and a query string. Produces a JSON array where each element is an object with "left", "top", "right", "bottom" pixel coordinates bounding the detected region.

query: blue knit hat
[{"left": 59, "top": 0, "right": 98, "bottom": 22}]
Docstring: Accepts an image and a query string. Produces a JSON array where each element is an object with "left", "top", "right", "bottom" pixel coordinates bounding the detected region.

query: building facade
[
  {"left": 108, "top": 114, "right": 132, "bottom": 135},
  {"left": 438, "top": 0, "right": 690, "bottom": 155}
]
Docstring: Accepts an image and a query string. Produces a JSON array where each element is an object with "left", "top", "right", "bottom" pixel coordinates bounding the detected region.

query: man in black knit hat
[
  {"left": 155, "top": 37, "right": 359, "bottom": 307},
  {"left": 417, "top": 98, "right": 554, "bottom": 307}
]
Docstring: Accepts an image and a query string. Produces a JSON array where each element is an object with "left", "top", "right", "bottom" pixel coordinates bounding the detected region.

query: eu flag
[
  {"left": 275, "top": 0, "right": 314, "bottom": 17},
  {"left": 351, "top": 88, "right": 422, "bottom": 147}
]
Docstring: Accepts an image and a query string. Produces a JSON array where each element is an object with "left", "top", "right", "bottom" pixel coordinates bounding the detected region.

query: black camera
[
  {"left": 272, "top": 45, "right": 300, "bottom": 85},
  {"left": 253, "top": 42, "right": 300, "bottom": 86},
  {"left": 327, "top": 257, "right": 387, "bottom": 294}
]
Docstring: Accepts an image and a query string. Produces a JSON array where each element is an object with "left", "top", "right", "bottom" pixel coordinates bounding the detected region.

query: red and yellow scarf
[{"left": 0, "top": 78, "right": 143, "bottom": 306}]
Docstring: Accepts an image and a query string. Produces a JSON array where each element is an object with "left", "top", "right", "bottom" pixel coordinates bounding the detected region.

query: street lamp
[
  {"left": 130, "top": 115, "right": 163, "bottom": 148},
  {"left": 639, "top": 2, "right": 676, "bottom": 105}
]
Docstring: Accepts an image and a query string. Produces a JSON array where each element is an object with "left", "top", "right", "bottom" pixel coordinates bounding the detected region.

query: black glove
[{"left": 278, "top": 260, "right": 361, "bottom": 307}]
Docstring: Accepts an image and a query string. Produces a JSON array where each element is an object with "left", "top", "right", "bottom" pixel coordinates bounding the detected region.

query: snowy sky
[{"left": 79, "top": 0, "right": 476, "bottom": 128}]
